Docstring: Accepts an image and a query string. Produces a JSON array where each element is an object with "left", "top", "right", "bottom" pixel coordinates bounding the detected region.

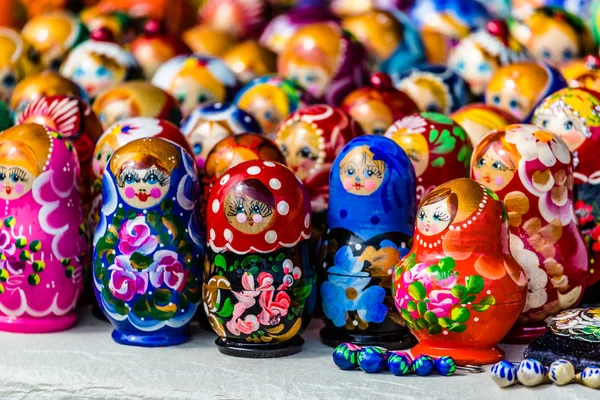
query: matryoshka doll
[
  {"left": 60, "top": 28, "right": 142, "bottom": 100},
  {"left": 181, "top": 25, "right": 236, "bottom": 57},
  {"left": 152, "top": 54, "right": 238, "bottom": 119},
  {"left": 0, "top": 124, "right": 88, "bottom": 333},
  {"left": 92, "top": 81, "right": 182, "bottom": 130},
  {"left": 21, "top": 11, "right": 89, "bottom": 71},
  {"left": 385, "top": 112, "right": 473, "bottom": 202},
  {"left": 394, "top": 65, "right": 468, "bottom": 114},
  {"left": 471, "top": 124, "right": 588, "bottom": 342},
  {"left": 448, "top": 20, "right": 528, "bottom": 98},
  {"left": 93, "top": 137, "right": 203, "bottom": 346},
  {"left": 331, "top": 0, "right": 413, "bottom": 16},
  {"left": 561, "top": 55, "right": 600, "bottom": 92},
  {"left": 532, "top": 88, "right": 600, "bottom": 296},
  {"left": 204, "top": 160, "right": 314, "bottom": 357},
  {"left": 0, "top": 27, "right": 43, "bottom": 103},
  {"left": 393, "top": 178, "right": 527, "bottom": 364},
  {"left": 235, "top": 75, "right": 309, "bottom": 137},
  {"left": 222, "top": 41, "right": 277, "bottom": 84},
  {"left": 510, "top": 6, "right": 594, "bottom": 68},
  {"left": 320, "top": 135, "right": 416, "bottom": 348},
  {"left": 198, "top": 0, "right": 270, "bottom": 39},
  {"left": 277, "top": 22, "right": 370, "bottom": 106},
  {"left": 180, "top": 102, "right": 262, "bottom": 173},
  {"left": 274, "top": 104, "right": 362, "bottom": 239},
  {"left": 341, "top": 9, "right": 425, "bottom": 74},
  {"left": 129, "top": 20, "right": 191, "bottom": 79},
  {"left": 341, "top": 73, "right": 419, "bottom": 136},
  {"left": 451, "top": 103, "right": 519, "bottom": 147},
  {"left": 485, "top": 61, "right": 568, "bottom": 122}
]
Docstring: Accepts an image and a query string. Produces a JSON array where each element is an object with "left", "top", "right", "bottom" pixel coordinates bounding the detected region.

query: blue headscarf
[
  {"left": 379, "top": 10, "right": 426, "bottom": 75},
  {"left": 328, "top": 135, "right": 416, "bottom": 240}
]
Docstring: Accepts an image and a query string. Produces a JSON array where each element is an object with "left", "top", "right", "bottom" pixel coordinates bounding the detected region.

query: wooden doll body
[
  {"left": 93, "top": 137, "right": 203, "bottom": 346},
  {"left": 204, "top": 160, "right": 314, "bottom": 357}
]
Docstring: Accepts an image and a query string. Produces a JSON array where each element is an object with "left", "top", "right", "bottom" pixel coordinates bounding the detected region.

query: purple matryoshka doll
[
  {"left": 0, "top": 124, "right": 87, "bottom": 333},
  {"left": 320, "top": 135, "right": 417, "bottom": 348},
  {"left": 93, "top": 137, "right": 203, "bottom": 346},
  {"left": 278, "top": 21, "right": 370, "bottom": 106}
]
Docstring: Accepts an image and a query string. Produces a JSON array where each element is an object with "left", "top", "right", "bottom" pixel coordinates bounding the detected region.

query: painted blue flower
[{"left": 321, "top": 246, "right": 388, "bottom": 327}]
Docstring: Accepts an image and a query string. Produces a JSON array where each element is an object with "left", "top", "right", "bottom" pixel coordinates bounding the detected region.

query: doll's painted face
[
  {"left": 93, "top": 142, "right": 114, "bottom": 179},
  {"left": 401, "top": 79, "right": 448, "bottom": 114},
  {"left": 286, "top": 63, "right": 330, "bottom": 98},
  {"left": 0, "top": 66, "right": 18, "bottom": 103},
  {"left": 186, "top": 121, "right": 232, "bottom": 170},
  {"left": 170, "top": 76, "right": 219, "bottom": 118},
  {"left": 224, "top": 180, "right": 275, "bottom": 234},
  {"left": 116, "top": 164, "right": 170, "bottom": 209},
  {"left": 530, "top": 25, "right": 578, "bottom": 67},
  {"left": 338, "top": 145, "right": 385, "bottom": 196},
  {"left": 536, "top": 110, "right": 586, "bottom": 152},
  {"left": 417, "top": 198, "right": 453, "bottom": 236},
  {"left": 392, "top": 132, "right": 429, "bottom": 177},
  {"left": 472, "top": 144, "right": 518, "bottom": 191},
  {"left": 98, "top": 99, "right": 135, "bottom": 129},
  {"left": 277, "top": 120, "right": 320, "bottom": 181},
  {"left": 242, "top": 94, "right": 283, "bottom": 134},
  {"left": 451, "top": 41, "right": 496, "bottom": 96},
  {"left": 71, "top": 55, "right": 124, "bottom": 99},
  {"left": 487, "top": 86, "right": 533, "bottom": 121},
  {"left": 348, "top": 99, "right": 393, "bottom": 135},
  {"left": 0, "top": 164, "right": 35, "bottom": 200}
]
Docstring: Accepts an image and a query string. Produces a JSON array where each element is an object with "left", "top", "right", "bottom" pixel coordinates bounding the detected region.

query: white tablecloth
[{"left": 0, "top": 309, "right": 594, "bottom": 400}]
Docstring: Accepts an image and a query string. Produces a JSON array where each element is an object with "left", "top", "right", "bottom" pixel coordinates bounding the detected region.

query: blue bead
[
  {"left": 387, "top": 351, "right": 413, "bottom": 376},
  {"left": 332, "top": 343, "right": 361, "bottom": 370},
  {"left": 358, "top": 346, "right": 388, "bottom": 373},
  {"left": 413, "top": 355, "right": 435, "bottom": 376},
  {"left": 435, "top": 356, "right": 457, "bottom": 376}
]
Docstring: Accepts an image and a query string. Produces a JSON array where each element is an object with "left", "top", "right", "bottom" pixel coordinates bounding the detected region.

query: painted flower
[
  {"left": 232, "top": 271, "right": 273, "bottom": 308},
  {"left": 506, "top": 126, "right": 570, "bottom": 166},
  {"left": 427, "top": 290, "right": 458, "bottom": 318},
  {"left": 510, "top": 234, "right": 548, "bottom": 313},
  {"left": 0, "top": 230, "right": 17, "bottom": 274},
  {"left": 149, "top": 250, "right": 189, "bottom": 291},
  {"left": 203, "top": 275, "right": 231, "bottom": 312},
  {"left": 402, "top": 262, "right": 458, "bottom": 291},
  {"left": 537, "top": 169, "right": 575, "bottom": 226},
  {"left": 226, "top": 302, "right": 260, "bottom": 336},
  {"left": 118, "top": 216, "right": 158, "bottom": 256},
  {"left": 392, "top": 114, "right": 427, "bottom": 134},
  {"left": 258, "top": 290, "right": 291, "bottom": 326},
  {"left": 280, "top": 259, "right": 302, "bottom": 289},
  {"left": 575, "top": 200, "right": 594, "bottom": 226},
  {"left": 108, "top": 256, "right": 149, "bottom": 301},
  {"left": 592, "top": 226, "right": 600, "bottom": 253}
]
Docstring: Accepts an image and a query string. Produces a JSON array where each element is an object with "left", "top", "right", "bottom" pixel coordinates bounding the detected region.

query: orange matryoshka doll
[
  {"left": 561, "top": 55, "right": 600, "bottom": 92},
  {"left": 385, "top": 112, "right": 473, "bottom": 202},
  {"left": 393, "top": 178, "right": 527, "bottom": 365},
  {"left": 222, "top": 40, "right": 277, "bottom": 84},
  {"left": 471, "top": 124, "right": 588, "bottom": 342},
  {"left": 485, "top": 61, "right": 568, "bottom": 123},
  {"left": 0, "top": 27, "right": 43, "bottom": 103},
  {"left": 451, "top": 103, "right": 520, "bottom": 147}
]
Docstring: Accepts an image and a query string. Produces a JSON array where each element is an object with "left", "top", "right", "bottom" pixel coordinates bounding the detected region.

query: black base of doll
[
  {"left": 524, "top": 331, "right": 600, "bottom": 371},
  {"left": 215, "top": 336, "right": 304, "bottom": 358},
  {"left": 319, "top": 327, "right": 416, "bottom": 350},
  {"left": 580, "top": 280, "right": 600, "bottom": 307}
]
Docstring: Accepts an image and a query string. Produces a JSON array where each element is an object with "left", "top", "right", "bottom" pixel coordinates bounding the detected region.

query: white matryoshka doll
[
  {"left": 204, "top": 160, "right": 314, "bottom": 357},
  {"left": 0, "top": 124, "right": 87, "bottom": 333},
  {"left": 93, "top": 137, "right": 203, "bottom": 346}
]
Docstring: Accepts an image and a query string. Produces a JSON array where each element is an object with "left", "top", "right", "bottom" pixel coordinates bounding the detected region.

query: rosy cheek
[
  {"left": 253, "top": 214, "right": 262, "bottom": 223},
  {"left": 299, "top": 159, "right": 314, "bottom": 169},
  {"left": 364, "top": 180, "right": 376, "bottom": 191},
  {"left": 124, "top": 187, "right": 136, "bottom": 199},
  {"left": 342, "top": 178, "right": 353, "bottom": 190},
  {"left": 15, "top": 184, "right": 23, "bottom": 194},
  {"left": 429, "top": 224, "right": 439, "bottom": 234},
  {"left": 150, "top": 188, "right": 162, "bottom": 199},
  {"left": 473, "top": 171, "right": 481, "bottom": 180},
  {"left": 417, "top": 221, "right": 425, "bottom": 231},
  {"left": 494, "top": 176, "right": 504, "bottom": 186},
  {"left": 236, "top": 214, "right": 247, "bottom": 223}
]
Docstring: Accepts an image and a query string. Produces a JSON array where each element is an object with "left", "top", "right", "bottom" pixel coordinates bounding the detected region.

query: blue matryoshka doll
[
  {"left": 320, "top": 135, "right": 417, "bottom": 348},
  {"left": 93, "top": 137, "right": 204, "bottom": 346}
]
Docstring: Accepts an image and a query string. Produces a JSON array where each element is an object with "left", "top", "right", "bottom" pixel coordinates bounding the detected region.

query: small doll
[
  {"left": 340, "top": 72, "right": 420, "bottom": 136},
  {"left": 0, "top": 124, "right": 88, "bottom": 333},
  {"left": 198, "top": 0, "right": 270, "bottom": 39},
  {"left": 471, "top": 124, "right": 588, "bottom": 342},
  {"left": 92, "top": 81, "right": 182, "bottom": 130},
  {"left": 395, "top": 65, "right": 468, "bottom": 114},
  {"left": 561, "top": 55, "right": 600, "bottom": 92},
  {"left": 385, "top": 112, "right": 473, "bottom": 202},
  {"left": 21, "top": 10, "right": 89, "bottom": 71},
  {"left": 181, "top": 25, "right": 236, "bottom": 57},
  {"left": 93, "top": 137, "right": 203, "bottom": 346},
  {"left": 393, "top": 178, "right": 527, "bottom": 365},
  {"left": 235, "top": 74, "right": 310, "bottom": 136},
  {"left": 331, "top": 0, "right": 413, "bottom": 16},
  {"left": 0, "top": 27, "right": 43, "bottom": 103},
  {"left": 180, "top": 102, "right": 262, "bottom": 172},
  {"left": 451, "top": 103, "right": 519, "bottom": 147},
  {"left": 152, "top": 54, "right": 238, "bottom": 118},
  {"left": 278, "top": 21, "right": 370, "bottom": 106},
  {"left": 485, "top": 60, "right": 568, "bottom": 122},
  {"left": 204, "top": 160, "right": 314, "bottom": 357},
  {"left": 222, "top": 41, "right": 277, "bottom": 84},
  {"left": 60, "top": 28, "right": 142, "bottom": 100},
  {"left": 320, "top": 135, "right": 416, "bottom": 348}
]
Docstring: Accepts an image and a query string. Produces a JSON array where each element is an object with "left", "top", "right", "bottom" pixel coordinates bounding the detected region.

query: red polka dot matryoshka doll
[
  {"left": 471, "top": 124, "right": 588, "bottom": 342},
  {"left": 385, "top": 112, "right": 473, "bottom": 202},
  {"left": 204, "top": 160, "right": 314, "bottom": 357},
  {"left": 393, "top": 178, "right": 527, "bottom": 365},
  {"left": 274, "top": 104, "right": 362, "bottom": 239}
]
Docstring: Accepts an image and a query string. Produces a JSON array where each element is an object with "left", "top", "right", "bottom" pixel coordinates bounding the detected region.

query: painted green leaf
[
  {"left": 407, "top": 300, "right": 417, "bottom": 311},
  {"left": 241, "top": 255, "right": 263, "bottom": 269},
  {"left": 424, "top": 311, "right": 439, "bottom": 325},
  {"left": 152, "top": 288, "right": 171, "bottom": 304},
  {"left": 422, "top": 112, "right": 453, "bottom": 125},
  {"left": 439, "top": 317, "right": 452, "bottom": 328},
  {"left": 147, "top": 211, "right": 162, "bottom": 230},
  {"left": 451, "top": 285, "right": 468, "bottom": 299},
  {"left": 428, "top": 324, "right": 443, "bottom": 335},
  {"left": 433, "top": 129, "right": 456, "bottom": 154},
  {"left": 430, "top": 157, "right": 445, "bottom": 168},
  {"left": 466, "top": 275, "right": 484, "bottom": 294},
  {"left": 485, "top": 187, "right": 500, "bottom": 201},
  {"left": 417, "top": 301, "right": 427, "bottom": 317},
  {"left": 462, "top": 295, "right": 477, "bottom": 304},
  {"left": 130, "top": 252, "right": 153, "bottom": 270},
  {"left": 429, "top": 129, "right": 440, "bottom": 143},
  {"left": 448, "top": 323, "right": 467, "bottom": 333},
  {"left": 292, "top": 284, "right": 312, "bottom": 301},
  {"left": 452, "top": 126, "right": 467, "bottom": 141},
  {"left": 451, "top": 307, "right": 470, "bottom": 323},
  {"left": 457, "top": 145, "right": 472, "bottom": 167},
  {"left": 402, "top": 253, "right": 417, "bottom": 270},
  {"left": 400, "top": 308, "right": 413, "bottom": 322},
  {"left": 415, "top": 318, "right": 430, "bottom": 330},
  {"left": 472, "top": 295, "right": 496, "bottom": 312},
  {"left": 408, "top": 281, "right": 426, "bottom": 301},
  {"left": 127, "top": 209, "right": 137, "bottom": 220},
  {"left": 217, "top": 298, "right": 234, "bottom": 318},
  {"left": 276, "top": 253, "right": 286, "bottom": 261},
  {"left": 214, "top": 254, "right": 227, "bottom": 271}
]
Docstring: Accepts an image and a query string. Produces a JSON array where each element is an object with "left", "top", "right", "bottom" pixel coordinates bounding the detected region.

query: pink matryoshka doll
[
  {"left": 204, "top": 160, "right": 314, "bottom": 357},
  {"left": 274, "top": 104, "right": 362, "bottom": 238},
  {"left": 485, "top": 60, "right": 568, "bottom": 123},
  {"left": 393, "top": 178, "right": 527, "bottom": 365},
  {"left": 385, "top": 112, "right": 473, "bottom": 202},
  {"left": 471, "top": 124, "right": 588, "bottom": 342},
  {"left": 277, "top": 21, "right": 370, "bottom": 106},
  {"left": 451, "top": 103, "right": 520, "bottom": 147},
  {"left": 340, "top": 73, "right": 420, "bottom": 136},
  {"left": 532, "top": 88, "right": 600, "bottom": 296},
  {"left": 0, "top": 124, "right": 88, "bottom": 333}
]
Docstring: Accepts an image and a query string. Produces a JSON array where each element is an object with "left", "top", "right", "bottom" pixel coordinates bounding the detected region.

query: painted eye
[
  {"left": 193, "top": 143, "right": 202, "bottom": 155},
  {"left": 541, "top": 119, "right": 549, "bottom": 128},
  {"left": 197, "top": 93, "right": 208, "bottom": 103},
  {"left": 372, "top": 127, "right": 385, "bottom": 135},
  {"left": 346, "top": 168, "right": 355, "bottom": 176},
  {"left": 476, "top": 158, "right": 485, "bottom": 168},
  {"left": 492, "top": 161, "right": 507, "bottom": 171},
  {"left": 73, "top": 67, "right": 84, "bottom": 78},
  {"left": 106, "top": 153, "right": 112, "bottom": 161},
  {"left": 456, "top": 60, "right": 465, "bottom": 71},
  {"left": 365, "top": 170, "right": 374, "bottom": 178},
  {"left": 124, "top": 173, "right": 136, "bottom": 184},
  {"left": 299, "top": 146, "right": 313, "bottom": 159},
  {"left": 10, "top": 174, "right": 19, "bottom": 182},
  {"left": 96, "top": 152, "right": 102, "bottom": 161},
  {"left": 2, "top": 74, "right": 16, "bottom": 88},
  {"left": 146, "top": 173, "right": 158, "bottom": 184},
  {"left": 306, "top": 74, "right": 316, "bottom": 83},
  {"left": 478, "top": 63, "right": 491, "bottom": 73},
  {"left": 0, "top": 173, "right": 4, "bottom": 180},
  {"left": 280, "top": 144, "right": 288, "bottom": 155},
  {"left": 418, "top": 210, "right": 425, "bottom": 220},
  {"left": 432, "top": 212, "right": 441, "bottom": 221},
  {"left": 236, "top": 204, "right": 244, "bottom": 213},
  {"left": 563, "top": 120, "right": 574, "bottom": 130},
  {"left": 509, "top": 99, "right": 520, "bottom": 109},
  {"left": 49, "top": 58, "right": 62, "bottom": 71},
  {"left": 264, "top": 111, "right": 273, "bottom": 120},
  {"left": 97, "top": 66, "right": 109, "bottom": 77},
  {"left": 176, "top": 95, "right": 185, "bottom": 105},
  {"left": 542, "top": 49, "right": 552, "bottom": 59},
  {"left": 563, "top": 48, "right": 574, "bottom": 61},
  {"left": 492, "top": 95, "right": 500, "bottom": 105}
]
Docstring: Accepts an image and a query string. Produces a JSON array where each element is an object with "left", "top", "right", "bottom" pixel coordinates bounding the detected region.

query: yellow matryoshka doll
[{"left": 0, "top": 27, "right": 43, "bottom": 103}]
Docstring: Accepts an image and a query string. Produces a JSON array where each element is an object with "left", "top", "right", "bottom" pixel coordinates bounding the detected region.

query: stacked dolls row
[{"left": 0, "top": 0, "right": 598, "bottom": 367}]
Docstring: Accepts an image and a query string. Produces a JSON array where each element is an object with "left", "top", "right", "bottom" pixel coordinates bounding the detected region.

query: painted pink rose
[
  {"left": 393, "top": 286, "right": 418, "bottom": 319},
  {"left": 403, "top": 263, "right": 434, "bottom": 289},
  {"left": 108, "top": 256, "right": 149, "bottom": 301},
  {"left": 149, "top": 250, "right": 189, "bottom": 291},
  {"left": 0, "top": 230, "right": 16, "bottom": 273},
  {"left": 226, "top": 302, "right": 260, "bottom": 335},
  {"left": 118, "top": 216, "right": 158, "bottom": 256},
  {"left": 427, "top": 290, "right": 459, "bottom": 318},
  {"left": 258, "top": 290, "right": 291, "bottom": 326}
]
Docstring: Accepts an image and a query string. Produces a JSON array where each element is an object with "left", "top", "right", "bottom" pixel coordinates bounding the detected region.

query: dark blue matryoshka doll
[
  {"left": 93, "top": 137, "right": 204, "bottom": 347},
  {"left": 320, "top": 135, "right": 417, "bottom": 348}
]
